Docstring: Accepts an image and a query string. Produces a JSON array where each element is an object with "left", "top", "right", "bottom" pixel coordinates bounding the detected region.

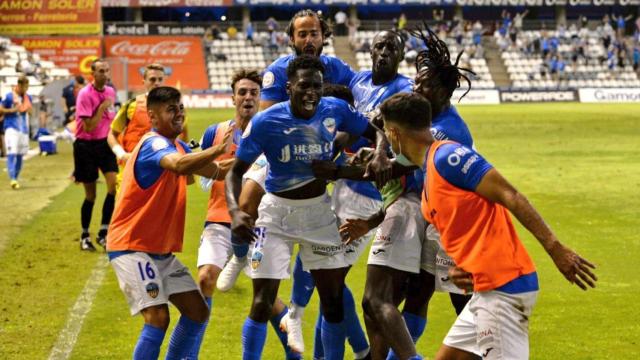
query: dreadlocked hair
[{"left": 410, "top": 22, "right": 475, "bottom": 101}]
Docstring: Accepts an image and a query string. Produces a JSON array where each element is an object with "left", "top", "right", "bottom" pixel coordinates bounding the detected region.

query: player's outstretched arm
[
  {"left": 360, "top": 122, "right": 393, "bottom": 188},
  {"left": 338, "top": 208, "right": 386, "bottom": 244},
  {"left": 225, "top": 159, "right": 257, "bottom": 243},
  {"left": 475, "top": 168, "right": 597, "bottom": 290},
  {"left": 160, "top": 126, "right": 232, "bottom": 176},
  {"left": 312, "top": 158, "right": 415, "bottom": 181}
]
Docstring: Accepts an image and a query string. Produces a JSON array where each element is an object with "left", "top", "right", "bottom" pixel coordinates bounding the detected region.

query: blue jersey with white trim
[
  {"left": 344, "top": 71, "right": 413, "bottom": 200},
  {"left": 236, "top": 97, "right": 369, "bottom": 193},
  {"left": 2, "top": 92, "right": 31, "bottom": 133},
  {"left": 261, "top": 54, "right": 356, "bottom": 103}
]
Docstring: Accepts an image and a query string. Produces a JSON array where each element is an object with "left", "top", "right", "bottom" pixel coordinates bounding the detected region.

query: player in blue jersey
[
  {"left": 259, "top": 9, "right": 356, "bottom": 110},
  {"left": 314, "top": 26, "right": 478, "bottom": 359},
  {"left": 1, "top": 76, "right": 32, "bottom": 189},
  {"left": 225, "top": 56, "right": 391, "bottom": 360},
  {"left": 289, "top": 30, "right": 414, "bottom": 360}
]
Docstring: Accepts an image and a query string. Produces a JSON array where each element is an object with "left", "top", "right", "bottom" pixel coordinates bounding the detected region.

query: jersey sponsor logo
[
  {"left": 283, "top": 127, "right": 298, "bottom": 135},
  {"left": 278, "top": 143, "right": 332, "bottom": 162},
  {"left": 262, "top": 71, "right": 275, "bottom": 87},
  {"left": 482, "top": 347, "right": 494, "bottom": 358},
  {"left": 151, "top": 137, "right": 169, "bottom": 151},
  {"left": 311, "top": 244, "right": 343, "bottom": 256},
  {"left": 145, "top": 282, "right": 160, "bottom": 298},
  {"left": 461, "top": 154, "right": 479, "bottom": 174},
  {"left": 278, "top": 145, "right": 291, "bottom": 162},
  {"left": 447, "top": 153, "right": 461, "bottom": 166},
  {"left": 322, "top": 117, "right": 336, "bottom": 133}
]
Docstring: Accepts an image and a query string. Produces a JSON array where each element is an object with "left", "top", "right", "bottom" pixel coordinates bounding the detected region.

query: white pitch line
[{"left": 48, "top": 255, "right": 109, "bottom": 360}]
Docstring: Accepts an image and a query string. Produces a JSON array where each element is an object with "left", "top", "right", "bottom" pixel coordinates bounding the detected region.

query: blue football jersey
[
  {"left": 236, "top": 97, "right": 369, "bottom": 193},
  {"left": 344, "top": 71, "right": 414, "bottom": 200},
  {"left": 2, "top": 92, "right": 31, "bottom": 133},
  {"left": 261, "top": 54, "right": 356, "bottom": 103}
]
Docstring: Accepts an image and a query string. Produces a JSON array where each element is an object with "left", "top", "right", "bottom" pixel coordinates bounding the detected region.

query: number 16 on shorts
[{"left": 138, "top": 261, "right": 159, "bottom": 299}]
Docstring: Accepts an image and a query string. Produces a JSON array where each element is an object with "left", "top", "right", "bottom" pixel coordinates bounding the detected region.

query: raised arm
[
  {"left": 160, "top": 127, "right": 231, "bottom": 175},
  {"left": 81, "top": 98, "right": 111, "bottom": 132},
  {"left": 475, "top": 168, "right": 597, "bottom": 290}
]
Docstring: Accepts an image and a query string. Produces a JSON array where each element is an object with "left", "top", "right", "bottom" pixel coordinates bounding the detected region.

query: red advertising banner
[
  {"left": 0, "top": 0, "right": 101, "bottom": 35},
  {"left": 104, "top": 36, "right": 209, "bottom": 91},
  {"left": 12, "top": 37, "right": 102, "bottom": 75},
  {"left": 102, "top": 0, "right": 232, "bottom": 6}
]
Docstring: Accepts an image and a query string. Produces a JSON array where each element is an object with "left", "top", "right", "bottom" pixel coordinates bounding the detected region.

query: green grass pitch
[{"left": 0, "top": 103, "right": 638, "bottom": 359}]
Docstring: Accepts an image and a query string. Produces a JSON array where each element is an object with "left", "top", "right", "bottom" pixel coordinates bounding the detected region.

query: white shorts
[
  {"left": 421, "top": 224, "right": 465, "bottom": 294},
  {"left": 110, "top": 252, "right": 199, "bottom": 315},
  {"left": 331, "top": 180, "right": 383, "bottom": 265},
  {"left": 249, "top": 192, "right": 347, "bottom": 279},
  {"left": 367, "top": 193, "right": 426, "bottom": 273},
  {"left": 4, "top": 128, "right": 30, "bottom": 155},
  {"left": 444, "top": 290, "right": 538, "bottom": 359},
  {"left": 197, "top": 223, "right": 233, "bottom": 269}
]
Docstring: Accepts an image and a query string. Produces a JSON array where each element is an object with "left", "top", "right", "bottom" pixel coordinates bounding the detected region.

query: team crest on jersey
[
  {"left": 322, "top": 118, "right": 336, "bottom": 133},
  {"left": 263, "top": 71, "right": 275, "bottom": 87},
  {"left": 251, "top": 249, "right": 263, "bottom": 270},
  {"left": 146, "top": 282, "right": 160, "bottom": 299}
]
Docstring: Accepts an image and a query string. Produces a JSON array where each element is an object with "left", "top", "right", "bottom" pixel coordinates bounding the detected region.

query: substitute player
[
  {"left": 107, "top": 63, "right": 188, "bottom": 165},
  {"left": 1, "top": 76, "right": 32, "bottom": 189},
  {"left": 74, "top": 59, "right": 118, "bottom": 251},
  {"left": 379, "top": 92, "right": 597, "bottom": 360},
  {"left": 225, "top": 56, "right": 391, "bottom": 360},
  {"left": 107, "top": 86, "right": 230, "bottom": 360}
]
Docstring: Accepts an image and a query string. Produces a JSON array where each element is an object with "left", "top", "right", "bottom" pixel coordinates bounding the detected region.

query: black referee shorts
[{"left": 73, "top": 139, "right": 118, "bottom": 183}]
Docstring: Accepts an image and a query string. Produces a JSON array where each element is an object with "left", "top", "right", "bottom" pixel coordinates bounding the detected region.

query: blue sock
[
  {"left": 133, "top": 324, "right": 165, "bottom": 360},
  {"left": 231, "top": 234, "right": 249, "bottom": 258},
  {"left": 387, "top": 312, "right": 427, "bottom": 360},
  {"left": 15, "top": 155, "right": 23, "bottom": 179},
  {"left": 343, "top": 286, "right": 369, "bottom": 355},
  {"left": 187, "top": 297, "right": 212, "bottom": 359},
  {"left": 165, "top": 315, "right": 206, "bottom": 360},
  {"left": 7, "top": 154, "right": 16, "bottom": 180},
  {"left": 291, "top": 254, "right": 315, "bottom": 307},
  {"left": 313, "top": 310, "right": 324, "bottom": 360},
  {"left": 269, "top": 307, "right": 301, "bottom": 360},
  {"left": 321, "top": 318, "right": 346, "bottom": 360},
  {"left": 242, "top": 317, "right": 267, "bottom": 360}
]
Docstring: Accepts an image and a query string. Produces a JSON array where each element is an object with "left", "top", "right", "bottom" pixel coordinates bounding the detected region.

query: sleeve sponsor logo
[{"left": 151, "top": 137, "right": 170, "bottom": 151}]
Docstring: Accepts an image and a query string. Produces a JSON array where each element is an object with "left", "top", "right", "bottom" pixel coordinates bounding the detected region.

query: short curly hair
[{"left": 286, "top": 55, "right": 325, "bottom": 79}]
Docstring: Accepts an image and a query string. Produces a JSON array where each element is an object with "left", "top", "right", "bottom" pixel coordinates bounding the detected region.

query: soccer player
[
  {"left": 107, "top": 63, "right": 188, "bottom": 165},
  {"left": 189, "top": 70, "right": 299, "bottom": 360},
  {"left": 259, "top": 9, "right": 355, "bottom": 110},
  {"left": 380, "top": 91, "right": 597, "bottom": 360},
  {"left": 1, "top": 76, "right": 32, "bottom": 189},
  {"left": 300, "top": 30, "right": 414, "bottom": 360},
  {"left": 336, "top": 26, "right": 478, "bottom": 359},
  {"left": 73, "top": 59, "right": 119, "bottom": 251},
  {"left": 61, "top": 75, "right": 85, "bottom": 125},
  {"left": 107, "top": 86, "right": 230, "bottom": 360},
  {"left": 225, "top": 55, "right": 391, "bottom": 360}
]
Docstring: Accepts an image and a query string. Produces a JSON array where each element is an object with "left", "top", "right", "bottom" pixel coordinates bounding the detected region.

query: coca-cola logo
[{"left": 110, "top": 40, "right": 191, "bottom": 56}]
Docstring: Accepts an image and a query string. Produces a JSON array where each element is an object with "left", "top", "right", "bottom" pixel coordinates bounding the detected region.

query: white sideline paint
[{"left": 48, "top": 256, "right": 109, "bottom": 360}]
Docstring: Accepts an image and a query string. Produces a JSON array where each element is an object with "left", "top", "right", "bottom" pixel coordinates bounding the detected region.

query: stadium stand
[
  {"left": 499, "top": 29, "right": 640, "bottom": 89},
  {"left": 205, "top": 31, "right": 336, "bottom": 91}
]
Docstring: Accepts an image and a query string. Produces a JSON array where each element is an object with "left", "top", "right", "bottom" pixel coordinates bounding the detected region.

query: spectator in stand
[
  {"left": 211, "top": 24, "right": 222, "bottom": 40},
  {"left": 612, "top": 13, "right": 633, "bottom": 37},
  {"left": 246, "top": 22, "right": 254, "bottom": 43},
  {"left": 356, "top": 38, "right": 371, "bottom": 53},
  {"left": 266, "top": 16, "right": 278, "bottom": 31},
  {"left": 334, "top": 10, "right": 347, "bottom": 36},
  {"left": 601, "top": 16, "right": 615, "bottom": 49},
  {"left": 513, "top": 10, "right": 528, "bottom": 31},
  {"left": 62, "top": 75, "right": 86, "bottom": 125},
  {"left": 433, "top": 9, "right": 445, "bottom": 27},
  {"left": 267, "top": 29, "right": 279, "bottom": 54},
  {"left": 398, "top": 13, "right": 407, "bottom": 31},
  {"left": 633, "top": 46, "right": 639, "bottom": 71},
  {"left": 472, "top": 21, "right": 483, "bottom": 46},
  {"left": 454, "top": 21, "right": 464, "bottom": 46},
  {"left": 550, "top": 34, "right": 559, "bottom": 54},
  {"left": 227, "top": 24, "right": 238, "bottom": 39}
]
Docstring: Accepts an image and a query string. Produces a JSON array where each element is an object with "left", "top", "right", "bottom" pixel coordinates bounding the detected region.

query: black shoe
[
  {"left": 81, "top": 237, "right": 96, "bottom": 252},
  {"left": 96, "top": 232, "right": 107, "bottom": 249}
]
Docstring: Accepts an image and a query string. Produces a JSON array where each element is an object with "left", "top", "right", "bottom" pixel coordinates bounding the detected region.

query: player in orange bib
[
  {"left": 107, "top": 86, "right": 231, "bottom": 360},
  {"left": 375, "top": 92, "right": 597, "bottom": 360}
]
